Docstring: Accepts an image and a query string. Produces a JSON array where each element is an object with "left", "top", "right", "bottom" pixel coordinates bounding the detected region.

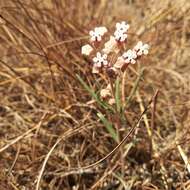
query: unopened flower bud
[{"left": 81, "top": 44, "right": 93, "bottom": 56}]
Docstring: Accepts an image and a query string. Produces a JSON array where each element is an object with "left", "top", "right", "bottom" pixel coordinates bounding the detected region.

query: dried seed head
[{"left": 106, "top": 67, "right": 118, "bottom": 78}]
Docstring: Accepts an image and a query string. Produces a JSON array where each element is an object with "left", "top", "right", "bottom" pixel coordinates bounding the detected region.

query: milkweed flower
[
  {"left": 134, "top": 41, "right": 150, "bottom": 56},
  {"left": 114, "top": 21, "right": 129, "bottom": 42},
  {"left": 89, "top": 26, "right": 108, "bottom": 42},
  {"left": 114, "top": 30, "right": 128, "bottom": 42},
  {"left": 89, "top": 29, "right": 101, "bottom": 42},
  {"left": 122, "top": 49, "right": 137, "bottom": 64},
  {"left": 116, "top": 21, "right": 130, "bottom": 33},
  {"left": 93, "top": 52, "right": 108, "bottom": 68},
  {"left": 81, "top": 44, "right": 93, "bottom": 55},
  {"left": 97, "top": 26, "right": 108, "bottom": 35}
]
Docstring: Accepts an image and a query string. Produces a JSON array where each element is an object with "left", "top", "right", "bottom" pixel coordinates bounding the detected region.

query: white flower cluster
[
  {"left": 116, "top": 41, "right": 150, "bottom": 65},
  {"left": 122, "top": 50, "right": 137, "bottom": 64},
  {"left": 134, "top": 41, "right": 149, "bottom": 56},
  {"left": 92, "top": 52, "right": 108, "bottom": 68},
  {"left": 81, "top": 21, "right": 150, "bottom": 104},
  {"left": 81, "top": 21, "right": 150, "bottom": 75},
  {"left": 89, "top": 26, "right": 108, "bottom": 42},
  {"left": 114, "top": 21, "right": 130, "bottom": 42}
]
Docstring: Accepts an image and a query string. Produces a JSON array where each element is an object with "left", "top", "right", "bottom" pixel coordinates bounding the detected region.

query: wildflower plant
[{"left": 80, "top": 21, "right": 150, "bottom": 141}]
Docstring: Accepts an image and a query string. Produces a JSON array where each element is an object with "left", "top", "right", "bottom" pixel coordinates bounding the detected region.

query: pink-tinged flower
[
  {"left": 114, "top": 30, "right": 128, "bottom": 42},
  {"left": 93, "top": 52, "right": 108, "bottom": 67},
  {"left": 100, "top": 84, "right": 112, "bottom": 98},
  {"left": 114, "top": 56, "right": 125, "bottom": 69},
  {"left": 108, "top": 98, "right": 115, "bottom": 105},
  {"left": 100, "top": 89, "right": 111, "bottom": 98},
  {"left": 116, "top": 21, "right": 130, "bottom": 33},
  {"left": 97, "top": 26, "right": 108, "bottom": 35},
  {"left": 122, "top": 50, "right": 137, "bottom": 64},
  {"left": 134, "top": 41, "right": 150, "bottom": 56},
  {"left": 81, "top": 44, "right": 93, "bottom": 55},
  {"left": 102, "top": 36, "right": 119, "bottom": 54},
  {"left": 89, "top": 27, "right": 108, "bottom": 42}
]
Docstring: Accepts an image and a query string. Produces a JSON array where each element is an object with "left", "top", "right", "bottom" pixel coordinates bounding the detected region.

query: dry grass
[{"left": 0, "top": 0, "right": 190, "bottom": 189}]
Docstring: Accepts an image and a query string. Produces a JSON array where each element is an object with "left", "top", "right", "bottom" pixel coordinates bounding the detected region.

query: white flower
[
  {"left": 93, "top": 52, "right": 108, "bottom": 67},
  {"left": 134, "top": 41, "right": 150, "bottom": 56},
  {"left": 97, "top": 26, "right": 108, "bottom": 35},
  {"left": 89, "top": 30, "right": 101, "bottom": 42},
  {"left": 116, "top": 21, "right": 130, "bottom": 33},
  {"left": 114, "top": 30, "right": 128, "bottom": 42},
  {"left": 122, "top": 50, "right": 137, "bottom": 64},
  {"left": 89, "top": 26, "right": 107, "bottom": 42},
  {"left": 81, "top": 44, "right": 93, "bottom": 55}
]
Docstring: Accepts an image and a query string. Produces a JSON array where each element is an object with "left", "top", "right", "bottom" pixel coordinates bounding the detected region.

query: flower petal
[
  {"left": 131, "top": 59, "right": 136, "bottom": 64},
  {"left": 89, "top": 31, "right": 94, "bottom": 36},
  {"left": 143, "top": 49, "right": 149, "bottom": 55},
  {"left": 103, "top": 54, "right": 107, "bottom": 59},
  {"left": 93, "top": 57, "right": 98, "bottom": 62}
]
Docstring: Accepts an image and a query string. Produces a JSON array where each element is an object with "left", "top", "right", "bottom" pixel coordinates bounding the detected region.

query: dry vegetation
[{"left": 0, "top": 0, "right": 190, "bottom": 189}]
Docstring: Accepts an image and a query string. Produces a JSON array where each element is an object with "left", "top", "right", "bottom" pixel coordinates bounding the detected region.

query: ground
[{"left": 0, "top": 0, "right": 190, "bottom": 189}]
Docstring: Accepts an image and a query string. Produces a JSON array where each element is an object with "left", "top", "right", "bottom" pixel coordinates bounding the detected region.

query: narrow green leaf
[
  {"left": 126, "top": 68, "right": 144, "bottom": 106},
  {"left": 115, "top": 77, "right": 121, "bottom": 113},
  {"left": 76, "top": 74, "right": 115, "bottom": 112},
  {"left": 77, "top": 74, "right": 104, "bottom": 106},
  {"left": 97, "top": 112, "right": 118, "bottom": 142}
]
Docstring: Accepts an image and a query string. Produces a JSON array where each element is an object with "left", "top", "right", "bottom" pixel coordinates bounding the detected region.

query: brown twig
[
  {"left": 150, "top": 89, "right": 159, "bottom": 157},
  {"left": 0, "top": 112, "right": 49, "bottom": 153}
]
